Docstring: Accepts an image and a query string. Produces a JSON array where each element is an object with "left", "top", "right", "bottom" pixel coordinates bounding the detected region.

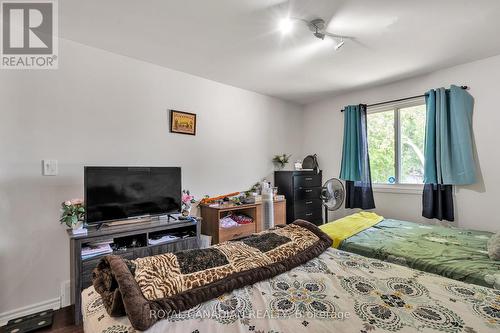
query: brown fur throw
[{"left": 92, "top": 220, "right": 333, "bottom": 330}]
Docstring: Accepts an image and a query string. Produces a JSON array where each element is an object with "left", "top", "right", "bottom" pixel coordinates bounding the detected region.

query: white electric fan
[{"left": 320, "top": 178, "right": 345, "bottom": 224}]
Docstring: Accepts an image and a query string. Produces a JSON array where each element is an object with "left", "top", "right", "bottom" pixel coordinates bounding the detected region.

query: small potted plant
[
  {"left": 181, "top": 190, "right": 196, "bottom": 216},
  {"left": 272, "top": 154, "right": 291, "bottom": 170},
  {"left": 60, "top": 199, "right": 85, "bottom": 233}
]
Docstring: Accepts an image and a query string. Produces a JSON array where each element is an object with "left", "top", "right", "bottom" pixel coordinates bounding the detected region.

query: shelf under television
[{"left": 80, "top": 235, "right": 199, "bottom": 263}]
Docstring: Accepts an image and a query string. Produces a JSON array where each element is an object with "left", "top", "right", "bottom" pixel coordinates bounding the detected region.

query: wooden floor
[{"left": 1, "top": 306, "right": 83, "bottom": 333}]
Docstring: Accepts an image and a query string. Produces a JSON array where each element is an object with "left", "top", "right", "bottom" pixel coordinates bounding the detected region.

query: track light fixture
[
  {"left": 279, "top": 17, "right": 352, "bottom": 50},
  {"left": 313, "top": 31, "right": 325, "bottom": 40}
]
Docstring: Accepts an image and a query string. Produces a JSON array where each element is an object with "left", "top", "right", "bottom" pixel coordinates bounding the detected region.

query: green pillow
[{"left": 488, "top": 232, "right": 500, "bottom": 260}]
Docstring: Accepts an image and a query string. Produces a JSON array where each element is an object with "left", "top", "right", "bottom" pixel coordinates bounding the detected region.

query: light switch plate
[{"left": 42, "top": 159, "right": 58, "bottom": 176}]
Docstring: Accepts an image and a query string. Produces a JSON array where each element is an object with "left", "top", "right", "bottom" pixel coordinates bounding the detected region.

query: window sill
[{"left": 372, "top": 184, "right": 423, "bottom": 195}]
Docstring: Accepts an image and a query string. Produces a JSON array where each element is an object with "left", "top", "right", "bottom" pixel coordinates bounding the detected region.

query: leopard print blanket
[{"left": 92, "top": 220, "right": 333, "bottom": 330}]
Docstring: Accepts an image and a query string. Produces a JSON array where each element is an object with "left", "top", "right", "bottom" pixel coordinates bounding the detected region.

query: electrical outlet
[{"left": 42, "top": 159, "right": 58, "bottom": 176}]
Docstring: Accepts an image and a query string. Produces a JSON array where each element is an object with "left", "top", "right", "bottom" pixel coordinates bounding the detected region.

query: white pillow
[{"left": 487, "top": 232, "right": 500, "bottom": 260}]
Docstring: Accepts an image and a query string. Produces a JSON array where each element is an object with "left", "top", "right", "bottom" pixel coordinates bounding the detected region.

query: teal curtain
[
  {"left": 340, "top": 105, "right": 362, "bottom": 181},
  {"left": 340, "top": 105, "right": 375, "bottom": 209},
  {"left": 422, "top": 85, "right": 476, "bottom": 221},
  {"left": 424, "top": 85, "right": 476, "bottom": 185}
]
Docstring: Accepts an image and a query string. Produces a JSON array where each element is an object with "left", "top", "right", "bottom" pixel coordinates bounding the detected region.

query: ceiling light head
[
  {"left": 335, "top": 39, "right": 345, "bottom": 50},
  {"left": 279, "top": 17, "right": 293, "bottom": 34},
  {"left": 313, "top": 31, "right": 325, "bottom": 40}
]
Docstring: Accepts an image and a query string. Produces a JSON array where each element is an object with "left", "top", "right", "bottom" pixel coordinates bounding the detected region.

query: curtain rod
[{"left": 340, "top": 86, "right": 468, "bottom": 112}]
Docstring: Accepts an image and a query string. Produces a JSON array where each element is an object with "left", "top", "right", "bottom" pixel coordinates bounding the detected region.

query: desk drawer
[
  {"left": 294, "top": 174, "right": 322, "bottom": 188},
  {"left": 294, "top": 187, "right": 322, "bottom": 200},
  {"left": 219, "top": 223, "right": 256, "bottom": 243}
]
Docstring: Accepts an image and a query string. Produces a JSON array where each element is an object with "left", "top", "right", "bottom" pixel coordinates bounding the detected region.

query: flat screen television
[{"left": 84, "top": 166, "right": 181, "bottom": 224}]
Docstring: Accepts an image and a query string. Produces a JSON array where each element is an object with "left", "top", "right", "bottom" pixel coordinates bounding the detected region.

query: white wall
[
  {"left": 303, "top": 54, "right": 500, "bottom": 232},
  {"left": 0, "top": 39, "right": 303, "bottom": 317}
]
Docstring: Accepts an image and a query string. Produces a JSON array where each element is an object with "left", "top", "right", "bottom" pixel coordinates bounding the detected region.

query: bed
[
  {"left": 321, "top": 213, "right": 500, "bottom": 289},
  {"left": 82, "top": 246, "right": 499, "bottom": 333}
]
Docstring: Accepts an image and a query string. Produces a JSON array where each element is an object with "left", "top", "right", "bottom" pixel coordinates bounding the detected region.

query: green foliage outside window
[
  {"left": 368, "top": 111, "right": 395, "bottom": 184},
  {"left": 400, "top": 105, "right": 426, "bottom": 183},
  {"left": 367, "top": 104, "right": 426, "bottom": 185}
]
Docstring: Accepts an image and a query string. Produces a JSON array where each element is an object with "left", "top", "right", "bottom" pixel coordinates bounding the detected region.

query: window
[{"left": 367, "top": 100, "right": 426, "bottom": 185}]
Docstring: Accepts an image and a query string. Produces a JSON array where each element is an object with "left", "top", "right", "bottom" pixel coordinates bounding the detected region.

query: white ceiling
[{"left": 60, "top": 0, "right": 500, "bottom": 104}]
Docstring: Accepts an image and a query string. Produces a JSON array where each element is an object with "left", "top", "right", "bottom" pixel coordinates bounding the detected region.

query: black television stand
[
  {"left": 167, "top": 214, "right": 178, "bottom": 221},
  {"left": 68, "top": 217, "right": 201, "bottom": 324}
]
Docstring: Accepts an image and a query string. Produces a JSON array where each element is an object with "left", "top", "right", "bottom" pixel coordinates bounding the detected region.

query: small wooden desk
[{"left": 200, "top": 200, "right": 286, "bottom": 244}]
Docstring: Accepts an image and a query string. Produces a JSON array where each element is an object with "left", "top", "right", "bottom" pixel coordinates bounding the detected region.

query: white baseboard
[{"left": 0, "top": 298, "right": 61, "bottom": 326}]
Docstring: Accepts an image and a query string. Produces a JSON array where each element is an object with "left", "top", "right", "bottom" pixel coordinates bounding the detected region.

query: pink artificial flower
[
  {"left": 182, "top": 193, "right": 193, "bottom": 204},
  {"left": 70, "top": 198, "right": 83, "bottom": 205}
]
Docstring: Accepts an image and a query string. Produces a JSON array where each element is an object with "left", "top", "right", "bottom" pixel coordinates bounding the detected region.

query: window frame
[{"left": 367, "top": 97, "right": 426, "bottom": 194}]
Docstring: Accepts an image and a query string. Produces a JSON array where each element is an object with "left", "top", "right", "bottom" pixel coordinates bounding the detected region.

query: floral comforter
[{"left": 82, "top": 248, "right": 499, "bottom": 333}]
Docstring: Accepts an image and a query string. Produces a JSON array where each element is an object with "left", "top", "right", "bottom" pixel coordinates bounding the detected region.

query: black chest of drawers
[{"left": 274, "top": 170, "right": 323, "bottom": 225}]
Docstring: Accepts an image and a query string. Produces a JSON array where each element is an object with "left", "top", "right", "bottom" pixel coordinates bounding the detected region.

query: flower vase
[
  {"left": 275, "top": 163, "right": 285, "bottom": 171},
  {"left": 71, "top": 220, "right": 87, "bottom": 235},
  {"left": 182, "top": 204, "right": 192, "bottom": 217}
]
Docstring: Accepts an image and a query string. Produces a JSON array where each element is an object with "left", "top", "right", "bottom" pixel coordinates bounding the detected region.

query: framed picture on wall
[{"left": 170, "top": 110, "right": 197, "bottom": 135}]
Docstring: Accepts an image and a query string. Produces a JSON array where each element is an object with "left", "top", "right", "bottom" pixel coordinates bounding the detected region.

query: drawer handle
[
  {"left": 306, "top": 201, "right": 313, "bottom": 204},
  {"left": 306, "top": 213, "right": 313, "bottom": 216},
  {"left": 305, "top": 177, "right": 313, "bottom": 181},
  {"left": 232, "top": 233, "right": 242, "bottom": 237},
  {"left": 305, "top": 189, "right": 312, "bottom": 193}
]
